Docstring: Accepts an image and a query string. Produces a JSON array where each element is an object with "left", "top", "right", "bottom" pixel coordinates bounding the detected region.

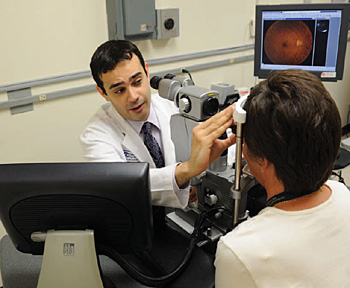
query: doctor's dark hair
[
  {"left": 90, "top": 40, "right": 147, "bottom": 95},
  {"left": 243, "top": 69, "right": 341, "bottom": 194}
]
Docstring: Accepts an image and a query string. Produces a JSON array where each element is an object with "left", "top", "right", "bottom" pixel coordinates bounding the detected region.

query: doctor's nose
[{"left": 128, "top": 88, "right": 139, "bottom": 103}]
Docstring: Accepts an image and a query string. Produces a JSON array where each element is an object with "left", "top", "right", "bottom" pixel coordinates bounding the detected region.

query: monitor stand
[{"left": 31, "top": 229, "right": 104, "bottom": 288}]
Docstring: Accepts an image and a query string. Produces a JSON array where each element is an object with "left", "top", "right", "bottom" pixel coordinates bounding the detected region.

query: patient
[{"left": 215, "top": 69, "right": 350, "bottom": 287}]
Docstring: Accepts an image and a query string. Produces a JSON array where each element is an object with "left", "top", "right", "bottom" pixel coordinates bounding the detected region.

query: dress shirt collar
[{"left": 127, "top": 101, "right": 160, "bottom": 134}]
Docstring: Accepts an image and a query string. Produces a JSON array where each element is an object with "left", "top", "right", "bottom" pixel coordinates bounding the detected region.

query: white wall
[{"left": 1, "top": 0, "right": 349, "bottom": 164}]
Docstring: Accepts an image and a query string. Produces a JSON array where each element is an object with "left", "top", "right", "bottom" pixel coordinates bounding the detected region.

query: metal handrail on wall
[{"left": 0, "top": 44, "right": 254, "bottom": 111}]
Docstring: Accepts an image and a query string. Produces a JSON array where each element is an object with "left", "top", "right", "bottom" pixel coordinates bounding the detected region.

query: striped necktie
[{"left": 142, "top": 122, "right": 165, "bottom": 168}]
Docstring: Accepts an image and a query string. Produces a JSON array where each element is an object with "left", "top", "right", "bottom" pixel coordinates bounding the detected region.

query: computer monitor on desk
[
  {"left": 254, "top": 3, "right": 350, "bottom": 81},
  {"left": 0, "top": 162, "right": 152, "bottom": 288}
]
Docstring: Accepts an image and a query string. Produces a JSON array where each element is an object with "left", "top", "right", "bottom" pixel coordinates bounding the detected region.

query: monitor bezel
[{"left": 254, "top": 3, "right": 350, "bottom": 81}]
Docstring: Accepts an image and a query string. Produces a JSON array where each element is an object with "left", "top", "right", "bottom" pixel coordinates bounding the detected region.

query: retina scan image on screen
[{"left": 254, "top": 4, "right": 350, "bottom": 81}]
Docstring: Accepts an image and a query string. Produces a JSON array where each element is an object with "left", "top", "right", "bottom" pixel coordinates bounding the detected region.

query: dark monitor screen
[
  {"left": 0, "top": 162, "right": 152, "bottom": 255},
  {"left": 254, "top": 3, "right": 350, "bottom": 81}
]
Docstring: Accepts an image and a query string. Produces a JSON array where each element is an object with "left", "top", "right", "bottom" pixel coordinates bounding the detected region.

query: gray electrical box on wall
[
  {"left": 106, "top": 0, "right": 156, "bottom": 41},
  {"left": 106, "top": 0, "right": 179, "bottom": 41}
]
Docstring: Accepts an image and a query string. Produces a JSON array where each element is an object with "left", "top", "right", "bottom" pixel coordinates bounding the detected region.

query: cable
[
  {"left": 181, "top": 69, "right": 195, "bottom": 85},
  {"left": 97, "top": 239, "right": 196, "bottom": 287},
  {"left": 97, "top": 207, "right": 221, "bottom": 287}
]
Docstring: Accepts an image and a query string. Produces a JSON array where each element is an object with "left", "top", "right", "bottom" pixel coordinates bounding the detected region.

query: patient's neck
[{"left": 272, "top": 184, "right": 331, "bottom": 211}]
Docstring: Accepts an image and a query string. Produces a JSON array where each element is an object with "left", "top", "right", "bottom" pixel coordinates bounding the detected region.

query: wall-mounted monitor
[{"left": 254, "top": 4, "right": 350, "bottom": 81}]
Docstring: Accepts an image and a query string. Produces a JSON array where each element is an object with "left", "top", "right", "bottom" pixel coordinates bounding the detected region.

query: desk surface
[{"left": 1, "top": 223, "right": 215, "bottom": 288}]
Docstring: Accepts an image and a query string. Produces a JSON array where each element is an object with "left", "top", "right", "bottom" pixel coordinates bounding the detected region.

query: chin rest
[{"left": 0, "top": 224, "right": 215, "bottom": 288}]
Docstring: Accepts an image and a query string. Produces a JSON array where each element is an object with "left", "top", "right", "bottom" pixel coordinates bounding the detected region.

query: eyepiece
[
  {"left": 150, "top": 76, "right": 162, "bottom": 90},
  {"left": 203, "top": 97, "right": 219, "bottom": 116}
]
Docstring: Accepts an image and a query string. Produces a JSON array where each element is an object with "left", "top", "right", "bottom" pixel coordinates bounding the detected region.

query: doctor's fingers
[
  {"left": 196, "top": 105, "right": 234, "bottom": 134},
  {"left": 222, "top": 133, "right": 237, "bottom": 148},
  {"left": 192, "top": 117, "right": 233, "bottom": 145},
  {"left": 192, "top": 122, "right": 234, "bottom": 152}
]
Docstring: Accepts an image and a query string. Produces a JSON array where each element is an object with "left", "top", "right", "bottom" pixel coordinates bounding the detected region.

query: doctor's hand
[{"left": 175, "top": 104, "right": 237, "bottom": 187}]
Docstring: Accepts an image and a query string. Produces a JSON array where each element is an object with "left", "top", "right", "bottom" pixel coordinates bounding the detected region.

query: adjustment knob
[
  {"left": 206, "top": 227, "right": 212, "bottom": 236},
  {"left": 205, "top": 194, "right": 218, "bottom": 206},
  {"left": 179, "top": 97, "right": 191, "bottom": 113}
]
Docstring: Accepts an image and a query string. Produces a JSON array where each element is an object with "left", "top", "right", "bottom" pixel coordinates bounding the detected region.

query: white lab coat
[{"left": 80, "top": 93, "right": 189, "bottom": 208}]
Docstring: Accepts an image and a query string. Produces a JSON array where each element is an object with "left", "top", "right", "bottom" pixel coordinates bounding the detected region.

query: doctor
[{"left": 80, "top": 40, "right": 235, "bottom": 210}]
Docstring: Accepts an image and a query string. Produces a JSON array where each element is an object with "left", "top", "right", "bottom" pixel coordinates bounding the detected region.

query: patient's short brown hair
[{"left": 243, "top": 69, "right": 341, "bottom": 194}]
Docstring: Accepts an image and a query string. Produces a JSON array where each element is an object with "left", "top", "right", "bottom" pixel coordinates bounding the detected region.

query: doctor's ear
[
  {"left": 145, "top": 62, "right": 150, "bottom": 80},
  {"left": 96, "top": 85, "right": 109, "bottom": 102}
]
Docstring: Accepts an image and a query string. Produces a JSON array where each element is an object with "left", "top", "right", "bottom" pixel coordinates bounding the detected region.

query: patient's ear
[
  {"left": 96, "top": 85, "right": 109, "bottom": 102},
  {"left": 261, "top": 158, "right": 275, "bottom": 174},
  {"left": 261, "top": 158, "right": 268, "bottom": 169}
]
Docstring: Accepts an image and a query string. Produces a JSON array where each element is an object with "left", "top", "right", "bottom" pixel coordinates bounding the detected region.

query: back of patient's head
[
  {"left": 244, "top": 69, "right": 341, "bottom": 194},
  {"left": 90, "top": 40, "right": 147, "bottom": 95}
]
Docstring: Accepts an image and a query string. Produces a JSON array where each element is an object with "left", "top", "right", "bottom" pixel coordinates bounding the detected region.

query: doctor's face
[{"left": 97, "top": 54, "right": 151, "bottom": 122}]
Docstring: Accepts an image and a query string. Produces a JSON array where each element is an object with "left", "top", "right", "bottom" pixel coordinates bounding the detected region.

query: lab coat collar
[
  {"left": 106, "top": 103, "right": 155, "bottom": 167},
  {"left": 106, "top": 94, "right": 176, "bottom": 168},
  {"left": 151, "top": 95, "right": 176, "bottom": 166}
]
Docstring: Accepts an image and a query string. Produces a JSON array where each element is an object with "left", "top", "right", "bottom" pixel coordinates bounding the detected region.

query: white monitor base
[{"left": 32, "top": 229, "right": 104, "bottom": 288}]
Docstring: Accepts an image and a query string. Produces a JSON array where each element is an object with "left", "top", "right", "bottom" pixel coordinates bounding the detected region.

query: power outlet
[{"left": 156, "top": 9, "right": 179, "bottom": 39}]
